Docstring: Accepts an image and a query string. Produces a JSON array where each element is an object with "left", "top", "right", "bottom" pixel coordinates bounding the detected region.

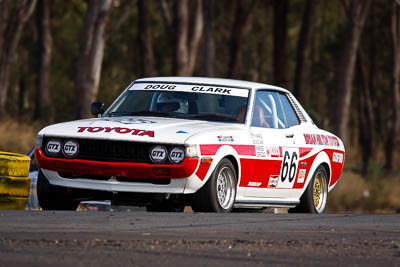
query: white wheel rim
[{"left": 216, "top": 166, "right": 235, "bottom": 210}]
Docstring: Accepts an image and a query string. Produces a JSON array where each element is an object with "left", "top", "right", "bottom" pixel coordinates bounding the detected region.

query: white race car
[{"left": 35, "top": 77, "right": 345, "bottom": 213}]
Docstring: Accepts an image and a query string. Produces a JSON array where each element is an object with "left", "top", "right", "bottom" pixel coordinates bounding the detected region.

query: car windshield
[{"left": 104, "top": 83, "right": 249, "bottom": 123}]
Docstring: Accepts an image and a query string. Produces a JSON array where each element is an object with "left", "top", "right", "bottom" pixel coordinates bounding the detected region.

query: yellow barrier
[
  {"left": 0, "top": 151, "right": 31, "bottom": 210},
  {"left": 0, "top": 176, "right": 30, "bottom": 198},
  {"left": 0, "top": 152, "right": 31, "bottom": 177},
  {"left": 0, "top": 197, "right": 29, "bottom": 210}
]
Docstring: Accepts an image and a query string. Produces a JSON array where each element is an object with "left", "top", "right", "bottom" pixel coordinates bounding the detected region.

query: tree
[
  {"left": 273, "top": 0, "right": 288, "bottom": 87},
  {"left": 201, "top": 0, "right": 215, "bottom": 77},
  {"left": 138, "top": 0, "right": 156, "bottom": 77},
  {"left": 159, "top": 0, "right": 204, "bottom": 76},
  {"left": 356, "top": 51, "right": 375, "bottom": 175},
  {"left": 226, "top": 0, "right": 256, "bottom": 78},
  {"left": 385, "top": 0, "right": 400, "bottom": 170},
  {"left": 333, "top": 0, "right": 371, "bottom": 144},
  {"left": 0, "top": 0, "right": 37, "bottom": 116},
  {"left": 34, "top": 0, "right": 52, "bottom": 120},
  {"left": 294, "top": 0, "right": 318, "bottom": 104},
  {"left": 74, "top": 0, "right": 113, "bottom": 119}
]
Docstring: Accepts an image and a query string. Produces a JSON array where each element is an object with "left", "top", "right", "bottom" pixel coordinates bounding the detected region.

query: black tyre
[
  {"left": 191, "top": 159, "right": 237, "bottom": 213},
  {"left": 37, "top": 170, "right": 80, "bottom": 210},
  {"left": 289, "top": 165, "right": 328, "bottom": 214}
]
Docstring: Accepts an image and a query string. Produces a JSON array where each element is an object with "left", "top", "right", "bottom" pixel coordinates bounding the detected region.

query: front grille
[{"left": 43, "top": 137, "right": 152, "bottom": 163}]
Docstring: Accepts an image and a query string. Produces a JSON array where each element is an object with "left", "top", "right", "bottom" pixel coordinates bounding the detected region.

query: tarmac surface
[{"left": 0, "top": 211, "right": 399, "bottom": 266}]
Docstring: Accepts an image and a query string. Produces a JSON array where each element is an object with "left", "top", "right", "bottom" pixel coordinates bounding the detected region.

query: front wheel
[
  {"left": 37, "top": 170, "right": 80, "bottom": 211},
  {"left": 289, "top": 165, "right": 328, "bottom": 214},
  {"left": 191, "top": 159, "right": 237, "bottom": 212}
]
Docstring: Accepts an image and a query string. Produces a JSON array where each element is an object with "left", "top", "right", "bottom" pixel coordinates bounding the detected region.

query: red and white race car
[{"left": 35, "top": 77, "right": 345, "bottom": 213}]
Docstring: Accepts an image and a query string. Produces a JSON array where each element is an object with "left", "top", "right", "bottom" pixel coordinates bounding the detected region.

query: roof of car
[{"left": 134, "top": 77, "right": 289, "bottom": 93}]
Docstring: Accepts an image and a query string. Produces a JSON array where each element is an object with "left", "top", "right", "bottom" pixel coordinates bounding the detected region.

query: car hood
[{"left": 38, "top": 116, "right": 244, "bottom": 144}]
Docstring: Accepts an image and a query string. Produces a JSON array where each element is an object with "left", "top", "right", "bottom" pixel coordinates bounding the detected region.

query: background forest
[{"left": 0, "top": 0, "right": 399, "bottom": 212}]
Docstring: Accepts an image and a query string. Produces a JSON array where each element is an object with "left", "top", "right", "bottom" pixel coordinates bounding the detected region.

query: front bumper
[{"left": 35, "top": 149, "right": 200, "bottom": 194}]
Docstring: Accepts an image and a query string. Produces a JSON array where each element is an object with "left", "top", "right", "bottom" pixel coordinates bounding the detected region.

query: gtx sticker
[
  {"left": 45, "top": 139, "right": 61, "bottom": 156},
  {"left": 268, "top": 175, "right": 279, "bottom": 188},
  {"left": 63, "top": 140, "right": 79, "bottom": 158},
  {"left": 77, "top": 127, "right": 154, "bottom": 137}
]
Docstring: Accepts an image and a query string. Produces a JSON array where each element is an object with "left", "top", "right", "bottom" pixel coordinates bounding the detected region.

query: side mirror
[{"left": 90, "top": 102, "right": 104, "bottom": 116}]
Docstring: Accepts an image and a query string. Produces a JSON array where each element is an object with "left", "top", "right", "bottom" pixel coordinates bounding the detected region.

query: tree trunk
[
  {"left": 273, "top": 0, "right": 288, "bottom": 87},
  {"left": 172, "top": 0, "right": 204, "bottom": 76},
  {"left": 34, "top": 0, "right": 52, "bottom": 121},
  {"left": 202, "top": 0, "right": 214, "bottom": 77},
  {"left": 385, "top": 0, "right": 400, "bottom": 171},
  {"left": 294, "top": 0, "right": 318, "bottom": 104},
  {"left": 333, "top": 0, "right": 371, "bottom": 144},
  {"left": 138, "top": 0, "right": 156, "bottom": 77},
  {"left": 74, "top": 0, "right": 112, "bottom": 119},
  {"left": 356, "top": 51, "right": 375, "bottom": 175},
  {"left": 0, "top": 0, "right": 37, "bottom": 116},
  {"left": 226, "top": 0, "right": 256, "bottom": 78}
]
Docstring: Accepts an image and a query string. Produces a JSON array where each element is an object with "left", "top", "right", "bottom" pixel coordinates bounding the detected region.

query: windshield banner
[{"left": 131, "top": 83, "right": 249, "bottom": 98}]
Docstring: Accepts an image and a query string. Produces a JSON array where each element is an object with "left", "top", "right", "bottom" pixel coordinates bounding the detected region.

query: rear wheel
[
  {"left": 191, "top": 159, "right": 237, "bottom": 213},
  {"left": 37, "top": 170, "right": 80, "bottom": 211},
  {"left": 289, "top": 166, "right": 328, "bottom": 214}
]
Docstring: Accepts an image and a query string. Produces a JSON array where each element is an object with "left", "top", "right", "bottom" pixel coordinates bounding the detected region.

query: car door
[{"left": 243, "top": 90, "right": 302, "bottom": 198}]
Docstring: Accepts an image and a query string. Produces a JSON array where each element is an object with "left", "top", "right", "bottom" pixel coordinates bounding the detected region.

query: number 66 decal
[{"left": 280, "top": 148, "right": 299, "bottom": 188}]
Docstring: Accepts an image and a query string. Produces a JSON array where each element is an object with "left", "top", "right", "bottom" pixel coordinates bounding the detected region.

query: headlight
[
  {"left": 169, "top": 147, "right": 185, "bottom": 164},
  {"left": 62, "top": 140, "right": 79, "bottom": 158},
  {"left": 185, "top": 144, "right": 199, "bottom": 158},
  {"left": 149, "top": 145, "right": 167, "bottom": 163},
  {"left": 44, "top": 138, "right": 62, "bottom": 156},
  {"left": 35, "top": 135, "right": 43, "bottom": 149}
]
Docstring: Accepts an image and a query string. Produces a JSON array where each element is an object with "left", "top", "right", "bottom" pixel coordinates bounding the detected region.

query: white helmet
[{"left": 157, "top": 93, "right": 181, "bottom": 104}]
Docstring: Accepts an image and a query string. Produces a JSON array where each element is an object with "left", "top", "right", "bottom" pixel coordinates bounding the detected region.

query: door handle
[{"left": 285, "top": 134, "right": 294, "bottom": 138}]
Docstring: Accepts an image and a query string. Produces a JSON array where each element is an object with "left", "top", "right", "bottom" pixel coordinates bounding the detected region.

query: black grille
[{"left": 43, "top": 137, "right": 152, "bottom": 163}]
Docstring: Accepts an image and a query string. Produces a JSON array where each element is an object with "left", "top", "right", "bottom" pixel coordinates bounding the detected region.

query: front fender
[{"left": 183, "top": 145, "right": 241, "bottom": 194}]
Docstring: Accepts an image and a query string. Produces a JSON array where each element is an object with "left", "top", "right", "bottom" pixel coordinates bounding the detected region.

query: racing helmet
[{"left": 156, "top": 93, "right": 182, "bottom": 113}]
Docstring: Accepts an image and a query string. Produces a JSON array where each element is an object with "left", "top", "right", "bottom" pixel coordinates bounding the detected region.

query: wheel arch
[
  {"left": 224, "top": 155, "right": 239, "bottom": 181},
  {"left": 319, "top": 162, "right": 331, "bottom": 186},
  {"left": 302, "top": 151, "right": 331, "bottom": 194}
]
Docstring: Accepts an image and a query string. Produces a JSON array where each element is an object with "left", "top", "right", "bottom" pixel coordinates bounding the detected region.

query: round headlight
[
  {"left": 62, "top": 140, "right": 79, "bottom": 158},
  {"left": 169, "top": 147, "right": 185, "bottom": 164},
  {"left": 45, "top": 138, "right": 62, "bottom": 156},
  {"left": 149, "top": 145, "right": 167, "bottom": 164}
]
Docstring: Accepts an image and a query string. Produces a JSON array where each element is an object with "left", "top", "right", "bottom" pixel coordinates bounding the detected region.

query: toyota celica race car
[{"left": 34, "top": 77, "right": 345, "bottom": 213}]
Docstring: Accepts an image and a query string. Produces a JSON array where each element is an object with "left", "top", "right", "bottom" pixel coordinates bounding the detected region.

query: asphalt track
[{"left": 0, "top": 211, "right": 399, "bottom": 266}]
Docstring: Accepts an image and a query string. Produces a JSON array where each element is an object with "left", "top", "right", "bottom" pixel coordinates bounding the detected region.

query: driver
[{"left": 156, "top": 93, "right": 182, "bottom": 113}]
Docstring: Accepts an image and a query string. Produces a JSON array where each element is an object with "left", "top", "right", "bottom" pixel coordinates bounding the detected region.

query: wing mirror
[{"left": 90, "top": 102, "right": 104, "bottom": 116}]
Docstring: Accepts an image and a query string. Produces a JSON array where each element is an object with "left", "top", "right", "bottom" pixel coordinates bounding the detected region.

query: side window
[
  {"left": 251, "top": 91, "right": 287, "bottom": 129},
  {"left": 279, "top": 93, "right": 300, "bottom": 127}
]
